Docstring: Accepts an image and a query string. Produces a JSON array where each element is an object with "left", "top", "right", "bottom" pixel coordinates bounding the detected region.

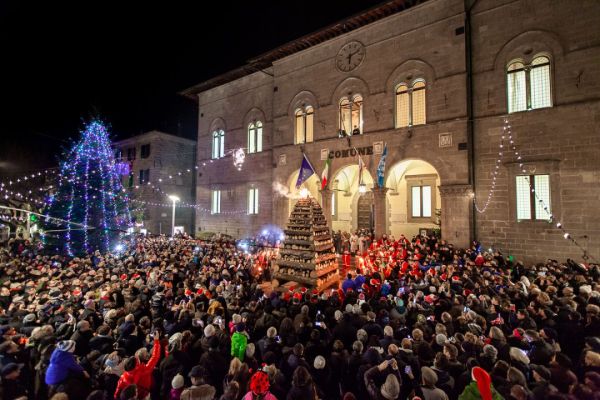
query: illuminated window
[
  {"left": 295, "top": 106, "right": 314, "bottom": 144},
  {"left": 248, "top": 188, "right": 259, "bottom": 214},
  {"left": 395, "top": 80, "right": 426, "bottom": 128},
  {"left": 331, "top": 192, "right": 336, "bottom": 216},
  {"left": 507, "top": 56, "right": 552, "bottom": 113},
  {"left": 211, "top": 190, "right": 221, "bottom": 214},
  {"left": 411, "top": 185, "right": 432, "bottom": 218},
  {"left": 248, "top": 122, "right": 263, "bottom": 153},
  {"left": 339, "top": 95, "right": 363, "bottom": 136},
  {"left": 516, "top": 175, "right": 551, "bottom": 220},
  {"left": 212, "top": 130, "right": 225, "bottom": 159}
]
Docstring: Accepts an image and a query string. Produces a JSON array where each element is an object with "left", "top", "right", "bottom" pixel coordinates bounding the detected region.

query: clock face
[{"left": 336, "top": 41, "right": 365, "bottom": 72}]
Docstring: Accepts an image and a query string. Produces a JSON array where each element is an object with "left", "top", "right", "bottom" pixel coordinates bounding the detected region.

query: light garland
[{"left": 477, "top": 118, "right": 596, "bottom": 261}]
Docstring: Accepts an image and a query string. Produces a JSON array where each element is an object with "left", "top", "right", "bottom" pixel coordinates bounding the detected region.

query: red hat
[
  {"left": 512, "top": 328, "right": 522, "bottom": 340},
  {"left": 185, "top": 289, "right": 192, "bottom": 296},
  {"left": 283, "top": 292, "right": 291, "bottom": 302},
  {"left": 249, "top": 370, "right": 270, "bottom": 395},
  {"left": 311, "top": 289, "right": 319, "bottom": 296},
  {"left": 72, "top": 289, "right": 81, "bottom": 297},
  {"left": 300, "top": 287, "right": 308, "bottom": 294},
  {"left": 132, "top": 273, "right": 140, "bottom": 279},
  {"left": 293, "top": 292, "right": 302, "bottom": 301},
  {"left": 472, "top": 366, "right": 493, "bottom": 400},
  {"left": 196, "top": 288, "right": 204, "bottom": 295},
  {"left": 440, "top": 273, "right": 448, "bottom": 281},
  {"left": 452, "top": 276, "right": 460, "bottom": 281},
  {"left": 120, "top": 274, "right": 127, "bottom": 281}
]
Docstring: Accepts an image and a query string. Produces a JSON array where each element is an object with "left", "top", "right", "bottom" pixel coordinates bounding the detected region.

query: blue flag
[
  {"left": 296, "top": 153, "right": 317, "bottom": 188},
  {"left": 376, "top": 143, "right": 388, "bottom": 188}
]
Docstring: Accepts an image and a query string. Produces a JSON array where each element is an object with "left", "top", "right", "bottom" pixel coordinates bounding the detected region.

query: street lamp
[
  {"left": 358, "top": 183, "right": 367, "bottom": 194},
  {"left": 168, "top": 195, "right": 180, "bottom": 237}
]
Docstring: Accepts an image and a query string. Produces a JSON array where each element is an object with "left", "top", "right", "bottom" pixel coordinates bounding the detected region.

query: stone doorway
[{"left": 357, "top": 191, "right": 374, "bottom": 230}]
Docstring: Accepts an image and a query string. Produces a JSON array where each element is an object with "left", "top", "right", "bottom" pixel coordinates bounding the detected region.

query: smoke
[{"left": 272, "top": 182, "right": 301, "bottom": 199}]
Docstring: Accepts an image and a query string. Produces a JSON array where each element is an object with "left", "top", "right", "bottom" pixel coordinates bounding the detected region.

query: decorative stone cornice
[{"left": 438, "top": 184, "right": 473, "bottom": 197}]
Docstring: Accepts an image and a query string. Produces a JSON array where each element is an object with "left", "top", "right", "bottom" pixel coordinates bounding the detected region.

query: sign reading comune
[{"left": 328, "top": 145, "right": 373, "bottom": 159}]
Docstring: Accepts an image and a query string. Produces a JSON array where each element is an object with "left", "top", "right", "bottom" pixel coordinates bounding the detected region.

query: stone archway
[
  {"left": 384, "top": 159, "right": 441, "bottom": 239},
  {"left": 328, "top": 163, "right": 374, "bottom": 234}
]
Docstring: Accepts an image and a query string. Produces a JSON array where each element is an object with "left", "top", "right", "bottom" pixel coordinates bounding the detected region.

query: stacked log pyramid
[{"left": 273, "top": 197, "right": 340, "bottom": 290}]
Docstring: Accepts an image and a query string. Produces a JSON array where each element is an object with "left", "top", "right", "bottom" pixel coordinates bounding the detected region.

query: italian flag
[{"left": 321, "top": 158, "right": 331, "bottom": 189}]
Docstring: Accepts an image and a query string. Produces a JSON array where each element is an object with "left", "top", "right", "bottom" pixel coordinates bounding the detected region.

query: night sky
[{"left": 0, "top": 0, "right": 384, "bottom": 175}]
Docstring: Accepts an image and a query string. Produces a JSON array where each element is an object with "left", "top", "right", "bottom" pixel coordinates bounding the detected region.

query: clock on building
[{"left": 335, "top": 41, "right": 366, "bottom": 72}]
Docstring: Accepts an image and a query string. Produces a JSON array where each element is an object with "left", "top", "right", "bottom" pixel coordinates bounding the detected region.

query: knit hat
[
  {"left": 509, "top": 347, "right": 530, "bottom": 365},
  {"left": 530, "top": 364, "right": 551, "bottom": 381},
  {"left": 204, "top": 324, "right": 215, "bottom": 337},
  {"left": 172, "top": 373, "right": 185, "bottom": 389},
  {"left": 435, "top": 334, "right": 447, "bottom": 346},
  {"left": 483, "top": 344, "right": 498, "bottom": 358},
  {"left": 57, "top": 340, "right": 76, "bottom": 353},
  {"left": 380, "top": 373, "right": 400, "bottom": 399},
  {"left": 249, "top": 370, "right": 270, "bottom": 395},
  {"left": 335, "top": 310, "right": 343, "bottom": 321},
  {"left": 472, "top": 366, "right": 492, "bottom": 400},
  {"left": 421, "top": 366, "right": 438, "bottom": 385},
  {"left": 314, "top": 355, "right": 326, "bottom": 370}
]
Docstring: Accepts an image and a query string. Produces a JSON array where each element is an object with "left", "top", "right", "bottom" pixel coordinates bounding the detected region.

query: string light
[
  {"left": 44, "top": 120, "right": 132, "bottom": 255},
  {"left": 477, "top": 117, "right": 596, "bottom": 261}
]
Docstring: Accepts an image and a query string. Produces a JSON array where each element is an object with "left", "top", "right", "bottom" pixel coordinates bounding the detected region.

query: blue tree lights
[{"left": 44, "top": 120, "right": 132, "bottom": 255}]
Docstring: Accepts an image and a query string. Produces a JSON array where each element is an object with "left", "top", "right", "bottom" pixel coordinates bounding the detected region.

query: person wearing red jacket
[{"left": 114, "top": 334, "right": 162, "bottom": 399}]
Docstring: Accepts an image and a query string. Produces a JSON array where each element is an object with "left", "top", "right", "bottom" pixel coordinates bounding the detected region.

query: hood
[{"left": 50, "top": 349, "right": 74, "bottom": 364}]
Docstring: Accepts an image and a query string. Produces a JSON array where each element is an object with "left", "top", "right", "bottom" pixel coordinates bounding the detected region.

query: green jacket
[
  {"left": 231, "top": 331, "right": 247, "bottom": 362},
  {"left": 458, "top": 381, "right": 504, "bottom": 400}
]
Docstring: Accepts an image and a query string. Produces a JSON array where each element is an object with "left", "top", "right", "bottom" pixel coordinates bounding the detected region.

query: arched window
[
  {"left": 339, "top": 94, "right": 363, "bottom": 136},
  {"left": 507, "top": 55, "right": 552, "bottom": 113},
  {"left": 295, "top": 106, "right": 314, "bottom": 144},
  {"left": 212, "top": 130, "right": 224, "bottom": 159},
  {"left": 395, "top": 79, "right": 426, "bottom": 128},
  {"left": 248, "top": 121, "right": 263, "bottom": 153}
]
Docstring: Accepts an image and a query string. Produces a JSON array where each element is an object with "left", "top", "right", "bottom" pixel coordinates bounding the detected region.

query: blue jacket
[{"left": 45, "top": 349, "right": 84, "bottom": 385}]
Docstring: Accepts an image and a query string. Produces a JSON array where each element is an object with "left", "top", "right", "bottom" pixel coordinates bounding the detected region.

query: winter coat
[
  {"left": 243, "top": 391, "right": 277, "bottom": 400},
  {"left": 458, "top": 380, "right": 504, "bottom": 400},
  {"left": 70, "top": 328, "right": 94, "bottom": 357},
  {"left": 287, "top": 382, "right": 317, "bottom": 400},
  {"left": 45, "top": 349, "right": 85, "bottom": 385},
  {"left": 114, "top": 338, "right": 161, "bottom": 399},
  {"left": 231, "top": 331, "right": 248, "bottom": 361},
  {"left": 89, "top": 334, "right": 115, "bottom": 354}
]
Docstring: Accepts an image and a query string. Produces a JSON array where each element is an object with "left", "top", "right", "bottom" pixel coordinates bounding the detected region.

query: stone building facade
[
  {"left": 183, "top": 0, "right": 600, "bottom": 262},
  {"left": 113, "top": 131, "right": 196, "bottom": 235}
]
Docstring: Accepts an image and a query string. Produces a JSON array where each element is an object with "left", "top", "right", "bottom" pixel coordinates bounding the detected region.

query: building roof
[
  {"left": 113, "top": 130, "right": 196, "bottom": 146},
  {"left": 180, "top": 0, "right": 423, "bottom": 99}
]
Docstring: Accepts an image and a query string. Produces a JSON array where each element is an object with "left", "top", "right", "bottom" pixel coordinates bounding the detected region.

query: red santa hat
[
  {"left": 120, "top": 274, "right": 127, "bottom": 281},
  {"left": 472, "top": 366, "right": 493, "bottom": 400},
  {"left": 196, "top": 288, "right": 204, "bottom": 295},
  {"left": 300, "top": 287, "right": 308, "bottom": 294},
  {"left": 293, "top": 292, "right": 302, "bottom": 301},
  {"left": 185, "top": 289, "right": 192, "bottom": 296}
]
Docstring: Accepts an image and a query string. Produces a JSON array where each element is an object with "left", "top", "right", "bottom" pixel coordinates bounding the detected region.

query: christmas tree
[{"left": 44, "top": 120, "right": 132, "bottom": 255}]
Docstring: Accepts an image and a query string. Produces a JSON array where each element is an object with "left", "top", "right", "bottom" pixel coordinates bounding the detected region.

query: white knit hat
[
  {"left": 313, "top": 355, "right": 326, "bottom": 370},
  {"left": 172, "top": 373, "right": 184, "bottom": 389}
]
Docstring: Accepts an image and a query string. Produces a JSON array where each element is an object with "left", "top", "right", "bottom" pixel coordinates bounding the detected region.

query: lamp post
[{"left": 168, "top": 195, "right": 180, "bottom": 237}]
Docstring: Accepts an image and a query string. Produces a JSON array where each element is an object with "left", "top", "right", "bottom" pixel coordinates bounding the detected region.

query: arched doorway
[
  {"left": 330, "top": 164, "right": 374, "bottom": 234},
  {"left": 385, "top": 159, "right": 441, "bottom": 239}
]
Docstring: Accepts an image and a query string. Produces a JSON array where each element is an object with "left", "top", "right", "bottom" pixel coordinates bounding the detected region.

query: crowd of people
[{"left": 0, "top": 232, "right": 599, "bottom": 400}]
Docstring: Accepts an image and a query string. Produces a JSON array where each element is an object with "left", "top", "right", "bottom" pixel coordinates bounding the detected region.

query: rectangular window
[
  {"left": 128, "top": 172, "right": 134, "bottom": 188},
  {"left": 211, "top": 190, "right": 221, "bottom": 214},
  {"left": 530, "top": 64, "right": 552, "bottom": 109},
  {"left": 507, "top": 69, "right": 527, "bottom": 113},
  {"left": 138, "top": 169, "right": 150, "bottom": 185},
  {"left": 411, "top": 88, "right": 426, "bottom": 125},
  {"left": 306, "top": 112, "right": 314, "bottom": 143},
  {"left": 295, "top": 114, "right": 305, "bottom": 144},
  {"left": 331, "top": 192, "right": 336, "bottom": 216},
  {"left": 516, "top": 175, "right": 551, "bottom": 220},
  {"left": 411, "top": 185, "right": 432, "bottom": 218},
  {"left": 395, "top": 91, "right": 410, "bottom": 128},
  {"left": 248, "top": 188, "right": 259, "bottom": 215},
  {"left": 127, "top": 147, "right": 136, "bottom": 161},
  {"left": 140, "top": 144, "right": 151, "bottom": 159}
]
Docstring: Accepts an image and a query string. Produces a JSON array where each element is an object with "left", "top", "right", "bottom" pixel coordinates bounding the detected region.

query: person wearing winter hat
[
  {"left": 364, "top": 359, "right": 402, "bottom": 400},
  {"left": 170, "top": 373, "right": 185, "bottom": 400},
  {"left": 380, "top": 374, "right": 401, "bottom": 399},
  {"left": 243, "top": 369, "right": 276, "bottom": 400},
  {"left": 114, "top": 336, "right": 162, "bottom": 400},
  {"left": 458, "top": 366, "right": 503, "bottom": 400},
  {"left": 45, "top": 340, "right": 90, "bottom": 398},
  {"left": 415, "top": 366, "right": 448, "bottom": 400}
]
